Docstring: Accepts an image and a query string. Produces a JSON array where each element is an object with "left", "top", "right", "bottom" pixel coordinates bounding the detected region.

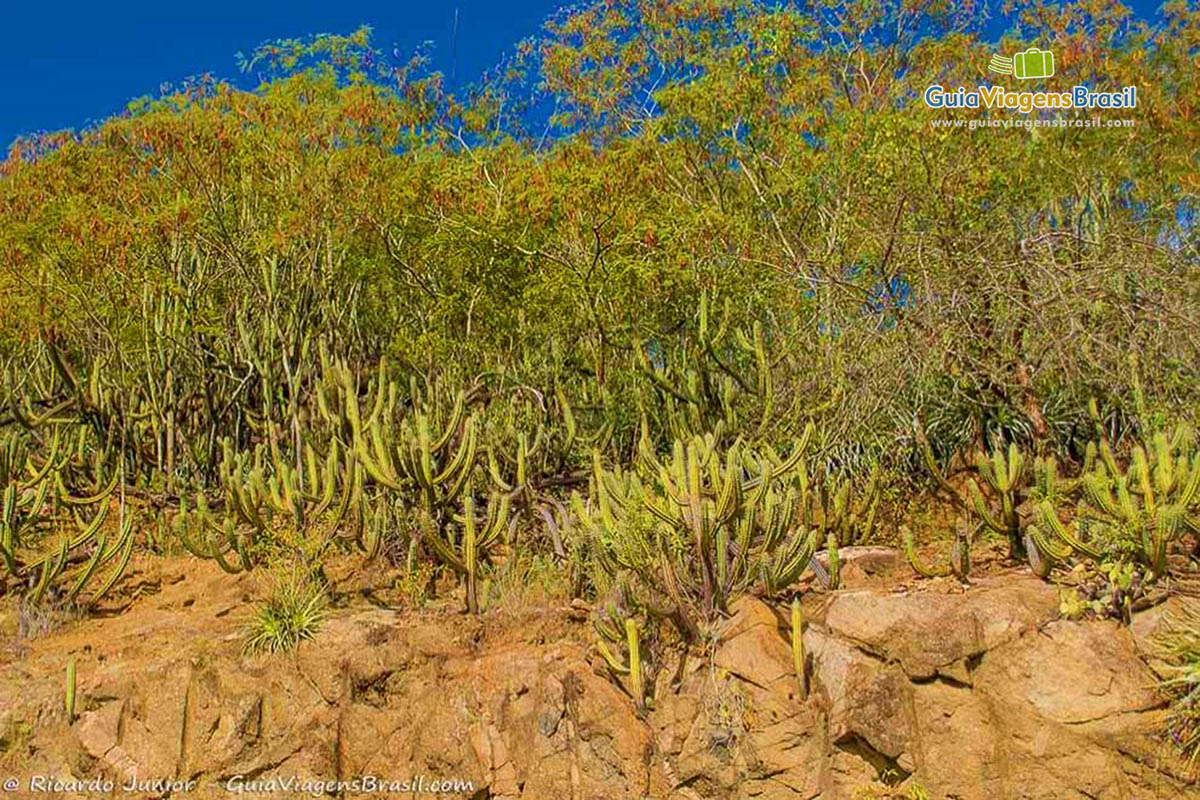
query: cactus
[
  {"left": 902, "top": 525, "right": 945, "bottom": 578},
  {"left": 594, "top": 608, "right": 648, "bottom": 712},
  {"left": 950, "top": 526, "right": 971, "bottom": 581},
  {"left": 969, "top": 442, "right": 1025, "bottom": 558},
  {"left": 626, "top": 618, "right": 643, "bottom": 711},
  {"left": 65, "top": 657, "right": 76, "bottom": 724},
  {"left": 901, "top": 524, "right": 973, "bottom": 582},
  {"left": 577, "top": 425, "right": 819, "bottom": 638},
  {"left": 1024, "top": 519, "right": 1072, "bottom": 578},
  {"left": 919, "top": 425, "right": 1103, "bottom": 570},
  {"left": 426, "top": 493, "right": 511, "bottom": 615},
  {"left": 796, "top": 460, "right": 881, "bottom": 549},
  {"left": 176, "top": 493, "right": 255, "bottom": 574},
  {"left": 338, "top": 369, "right": 513, "bottom": 610},
  {"left": 825, "top": 533, "right": 841, "bottom": 590},
  {"left": 791, "top": 597, "right": 808, "bottom": 700},
  {"left": 635, "top": 295, "right": 785, "bottom": 445},
  {"left": 219, "top": 436, "right": 354, "bottom": 535},
  {"left": 1070, "top": 427, "right": 1200, "bottom": 580},
  {"left": 0, "top": 424, "right": 135, "bottom": 606}
]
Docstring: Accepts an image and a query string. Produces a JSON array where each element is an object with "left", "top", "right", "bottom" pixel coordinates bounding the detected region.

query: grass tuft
[{"left": 242, "top": 566, "right": 329, "bottom": 655}]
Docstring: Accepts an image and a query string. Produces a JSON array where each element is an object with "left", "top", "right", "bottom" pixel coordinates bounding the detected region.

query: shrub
[{"left": 243, "top": 567, "right": 329, "bottom": 655}]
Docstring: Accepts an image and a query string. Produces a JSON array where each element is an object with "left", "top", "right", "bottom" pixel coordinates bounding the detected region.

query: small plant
[
  {"left": 16, "top": 597, "right": 80, "bottom": 639},
  {"left": 65, "top": 657, "right": 76, "bottom": 724},
  {"left": 0, "top": 719, "right": 33, "bottom": 771},
  {"left": 791, "top": 597, "right": 808, "bottom": 700},
  {"left": 851, "top": 781, "right": 931, "bottom": 800},
  {"left": 487, "top": 552, "right": 571, "bottom": 613},
  {"left": 1152, "top": 601, "right": 1200, "bottom": 768},
  {"left": 900, "top": 524, "right": 972, "bottom": 582},
  {"left": 594, "top": 606, "right": 649, "bottom": 713},
  {"left": 243, "top": 567, "right": 329, "bottom": 655}
]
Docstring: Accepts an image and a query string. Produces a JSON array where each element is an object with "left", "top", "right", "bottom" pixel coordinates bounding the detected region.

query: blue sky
[
  {"left": 0, "top": 1, "right": 562, "bottom": 151},
  {"left": 0, "top": 1, "right": 1169, "bottom": 152}
]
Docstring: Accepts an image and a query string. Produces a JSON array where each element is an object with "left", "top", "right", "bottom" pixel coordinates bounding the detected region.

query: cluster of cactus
[
  {"left": 484, "top": 388, "right": 586, "bottom": 507},
  {"left": 174, "top": 433, "right": 361, "bottom": 573},
  {"left": 913, "top": 412, "right": 1199, "bottom": 583},
  {"left": 4, "top": 254, "right": 371, "bottom": 492},
  {"left": 636, "top": 295, "right": 794, "bottom": 446},
  {"left": 576, "top": 424, "right": 821, "bottom": 639},
  {"left": 799, "top": 460, "right": 881, "bottom": 550},
  {"left": 966, "top": 442, "right": 1026, "bottom": 558},
  {"left": 0, "top": 424, "right": 135, "bottom": 607},
  {"left": 1029, "top": 428, "right": 1200, "bottom": 580},
  {"left": 918, "top": 432, "right": 1036, "bottom": 561},
  {"left": 337, "top": 366, "right": 513, "bottom": 613}
]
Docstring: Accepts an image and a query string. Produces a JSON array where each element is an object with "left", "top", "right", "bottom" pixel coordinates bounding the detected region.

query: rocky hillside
[{"left": 1, "top": 553, "right": 1196, "bottom": 800}]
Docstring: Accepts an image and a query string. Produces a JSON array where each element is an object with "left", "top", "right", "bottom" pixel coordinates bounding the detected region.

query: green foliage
[
  {"left": 2, "top": 1, "right": 1199, "bottom": 622},
  {"left": 243, "top": 567, "right": 329, "bottom": 655},
  {"left": 577, "top": 427, "right": 819, "bottom": 638}
]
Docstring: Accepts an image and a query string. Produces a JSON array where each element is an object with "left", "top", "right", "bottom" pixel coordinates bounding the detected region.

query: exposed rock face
[{"left": 0, "top": 562, "right": 1195, "bottom": 799}]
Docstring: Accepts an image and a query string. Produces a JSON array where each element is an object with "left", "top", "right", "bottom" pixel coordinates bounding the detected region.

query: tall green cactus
[
  {"left": 793, "top": 460, "right": 881, "bottom": 550},
  {"left": 791, "top": 598, "right": 808, "bottom": 701},
  {"left": 65, "top": 657, "right": 77, "bottom": 724},
  {"left": 577, "top": 424, "right": 818, "bottom": 639},
  {"left": 420, "top": 493, "right": 510, "bottom": 614},
  {"left": 969, "top": 442, "right": 1024, "bottom": 558},
  {"left": 340, "top": 368, "right": 514, "bottom": 612},
  {"left": 594, "top": 607, "right": 648, "bottom": 712}
]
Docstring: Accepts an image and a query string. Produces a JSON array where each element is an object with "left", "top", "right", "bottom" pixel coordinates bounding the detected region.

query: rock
[
  {"left": 821, "top": 577, "right": 1059, "bottom": 678},
  {"left": 806, "top": 627, "right": 915, "bottom": 761},
  {"left": 713, "top": 597, "right": 793, "bottom": 690},
  {"left": 812, "top": 546, "right": 901, "bottom": 574},
  {"left": 0, "top": 560, "right": 1194, "bottom": 800},
  {"left": 975, "top": 619, "right": 1162, "bottom": 725},
  {"left": 1130, "top": 594, "right": 1200, "bottom": 659}
]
